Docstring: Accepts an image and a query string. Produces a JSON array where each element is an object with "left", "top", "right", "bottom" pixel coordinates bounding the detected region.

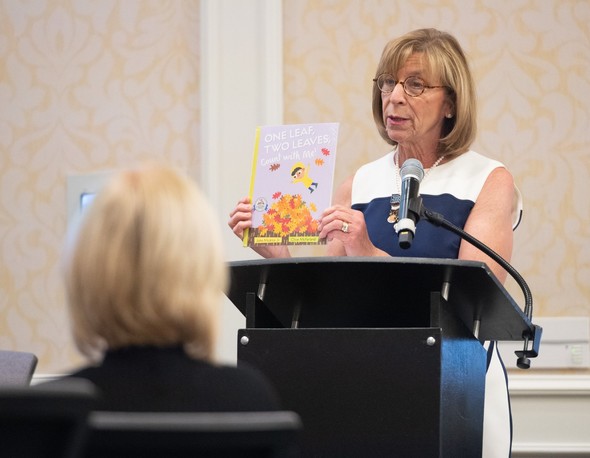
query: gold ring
[{"left": 341, "top": 221, "right": 349, "bottom": 233}]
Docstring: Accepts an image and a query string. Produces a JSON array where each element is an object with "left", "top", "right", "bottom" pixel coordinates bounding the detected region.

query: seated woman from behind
[{"left": 49, "top": 162, "right": 280, "bottom": 412}]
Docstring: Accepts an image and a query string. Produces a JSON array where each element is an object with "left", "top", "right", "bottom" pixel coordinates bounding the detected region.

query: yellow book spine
[{"left": 243, "top": 126, "right": 262, "bottom": 247}]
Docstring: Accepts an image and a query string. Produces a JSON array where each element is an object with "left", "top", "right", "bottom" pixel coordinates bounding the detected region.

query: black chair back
[
  {"left": 84, "top": 410, "right": 302, "bottom": 458},
  {"left": 0, "top": 378, "right": 96, "bottom": 458}
]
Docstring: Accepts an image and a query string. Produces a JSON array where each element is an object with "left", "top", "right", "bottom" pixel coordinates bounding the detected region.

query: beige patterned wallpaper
[
  {"left": 0, "top": 1, "right": 201, "bottom": 373},
  {"left": 283, "top": 1, "right": 590, "bottom": 324},
  {"left": 1, "top": 0, "right": 589, "bottom": 375}
]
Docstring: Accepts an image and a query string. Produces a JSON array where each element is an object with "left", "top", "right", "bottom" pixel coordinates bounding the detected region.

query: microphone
[{"left": 394, "top": 159, "right": 424, "bottom": 249}]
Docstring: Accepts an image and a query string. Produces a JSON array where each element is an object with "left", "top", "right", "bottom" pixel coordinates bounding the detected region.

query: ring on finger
[{"left": 341, "top": 221, "right": 350, "bottom": 233}]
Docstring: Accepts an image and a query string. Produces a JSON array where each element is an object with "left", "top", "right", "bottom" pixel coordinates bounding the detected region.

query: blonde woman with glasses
[{"left": 230, "top": 28, "right": 521, "bottom": 457}]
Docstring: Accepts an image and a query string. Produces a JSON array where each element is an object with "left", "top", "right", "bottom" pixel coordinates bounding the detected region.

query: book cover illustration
[{"left": 244, "top": 122, "right": 339, "bottom": 247}]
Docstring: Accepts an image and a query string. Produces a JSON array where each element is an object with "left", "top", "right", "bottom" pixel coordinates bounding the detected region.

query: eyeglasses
[{"left": 373, "top": 74, "right": 448, "bottom": 97}]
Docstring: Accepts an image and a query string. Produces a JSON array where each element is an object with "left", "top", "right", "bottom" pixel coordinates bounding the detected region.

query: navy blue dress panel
[{"left": 352, "top": 193, "right": 474, "bottom": 258}]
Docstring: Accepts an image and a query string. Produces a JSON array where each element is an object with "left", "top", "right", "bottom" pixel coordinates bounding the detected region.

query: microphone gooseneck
[{"left": 422, "top": 208, "right": 542, "bottom": 369}]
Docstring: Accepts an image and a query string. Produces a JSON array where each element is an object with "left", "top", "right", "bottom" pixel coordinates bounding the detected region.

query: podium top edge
[
  {"left": 228, "top": 256, "right": 491, "bottom": 272},
  {"left": 226, "top": 256, "right": 532, "bottom": 340}
]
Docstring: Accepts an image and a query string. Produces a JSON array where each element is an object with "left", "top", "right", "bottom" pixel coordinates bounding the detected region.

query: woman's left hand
[{"left": 318, "top": 205, "right": 384, "bottom": 257}]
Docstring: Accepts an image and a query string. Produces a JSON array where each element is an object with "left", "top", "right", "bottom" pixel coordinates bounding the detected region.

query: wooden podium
[{"left": 227, "top": 257, "right": 534, "bottom": 457}]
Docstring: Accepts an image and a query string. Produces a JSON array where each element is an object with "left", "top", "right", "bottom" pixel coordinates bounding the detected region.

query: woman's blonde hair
[
  {"left": 63, "top": 162, "right": 228, "bottom": 362},
  {"left": 372, "top": 28, "right": 477, "bottom": 157}
]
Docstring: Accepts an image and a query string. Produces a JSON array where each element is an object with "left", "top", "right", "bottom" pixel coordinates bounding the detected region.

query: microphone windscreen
[{"left": 400, "top": 158, "right": 424, "bottom": 182}]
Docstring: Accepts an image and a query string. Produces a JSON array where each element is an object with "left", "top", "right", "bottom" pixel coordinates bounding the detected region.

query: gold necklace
[{"left": 387, "top": 151, "right": 447, "bottom": 224}]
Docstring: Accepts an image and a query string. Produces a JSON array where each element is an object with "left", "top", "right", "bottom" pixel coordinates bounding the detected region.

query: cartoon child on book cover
[{"left": 291, "top": 162, "right": 318, "bottom": 193}]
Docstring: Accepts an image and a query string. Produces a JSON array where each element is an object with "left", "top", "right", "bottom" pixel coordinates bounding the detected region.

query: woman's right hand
[
  {"left": 228, "top": 196, "right": 291, "bottom": 259},
  {"left": 228, "top": 196, "right": 254, "bottom": 240}
]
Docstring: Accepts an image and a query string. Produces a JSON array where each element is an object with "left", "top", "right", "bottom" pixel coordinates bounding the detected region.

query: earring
[{"left": 445, "top": 113, "right": 453, "bottom": 119}]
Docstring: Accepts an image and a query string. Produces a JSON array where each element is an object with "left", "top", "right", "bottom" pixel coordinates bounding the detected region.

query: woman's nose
[{"left": 388, "top": 82, "right": 406, "bottom": 102}]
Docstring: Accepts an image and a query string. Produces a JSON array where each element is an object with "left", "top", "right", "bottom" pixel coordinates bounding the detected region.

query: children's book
[{"left": 244, "top": 122, "right": 339, "bottom": 247}]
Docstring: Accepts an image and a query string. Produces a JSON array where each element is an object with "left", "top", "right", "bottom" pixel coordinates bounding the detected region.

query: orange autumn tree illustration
[{"left": 255, "top": 193, "right": 319, "bottom": 243}]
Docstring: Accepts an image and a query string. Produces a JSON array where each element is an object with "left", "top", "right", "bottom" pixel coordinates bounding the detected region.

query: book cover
[{"left": 244, "top": 122, "right": 339, "bottom": 247}]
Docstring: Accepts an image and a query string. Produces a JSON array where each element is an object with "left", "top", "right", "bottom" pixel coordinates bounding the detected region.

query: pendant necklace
[{"left": 387, "top": 151, "right": 447, "bottom": 224}]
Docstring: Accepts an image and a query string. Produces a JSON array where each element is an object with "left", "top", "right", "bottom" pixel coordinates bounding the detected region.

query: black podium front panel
[{"left": 238, "top": 328, "right": 485, "bottom": 458}]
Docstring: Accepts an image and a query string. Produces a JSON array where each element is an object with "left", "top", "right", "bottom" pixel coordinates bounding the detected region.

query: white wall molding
[
  {"left": 513, "top": 443, "right": 590, "bottom": 456},
  {"left": 509, "top": 373, "right": 590, "bottom": 395},
  {"left": 509, "top": 374, "right": 590, "bottom": 457},
  {"left": 199, "top": 0, "right": 283, "bottom": 228},
  {"left": 199, "top": 0, "right": 283, "bottom": 364}
]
